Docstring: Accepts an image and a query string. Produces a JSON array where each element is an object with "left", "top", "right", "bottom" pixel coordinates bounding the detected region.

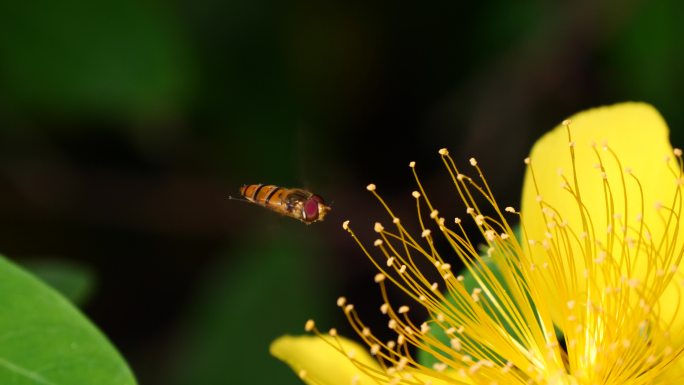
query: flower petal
[
  {"left": 658, "top": 355, "right": 684, "bottom": 382},
  {"left": 521, "top": 102, "right": 683, "bottom": 339},
  {"left": 271, "top": 334, "right": 469, "bottom": 385},
  {"left": 270, "top": 334, "right": 380, "bottom": 385}
]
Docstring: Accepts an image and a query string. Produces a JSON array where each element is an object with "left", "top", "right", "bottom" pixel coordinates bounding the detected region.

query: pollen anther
[{"left": 305, "top": 319, "right": 315, "bottom": 331}]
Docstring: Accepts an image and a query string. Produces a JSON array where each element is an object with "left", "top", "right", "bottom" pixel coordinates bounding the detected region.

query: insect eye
[{"left": 303, "top": 198, "right": 321, "bottom": 221}]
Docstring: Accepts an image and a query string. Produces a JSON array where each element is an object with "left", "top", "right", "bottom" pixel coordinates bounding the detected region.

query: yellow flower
[{"left": 271, "top": 102, "right": 684, "bottom": 384}]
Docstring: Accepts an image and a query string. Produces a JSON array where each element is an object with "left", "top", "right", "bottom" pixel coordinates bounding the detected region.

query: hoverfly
[{"left": 238, "top": 184, "right": 331, "bottom": 224}]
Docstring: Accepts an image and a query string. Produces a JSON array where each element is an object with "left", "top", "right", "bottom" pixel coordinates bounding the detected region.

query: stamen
[{"left": 324, "top": 114, "right": 684, "bottom": 385}]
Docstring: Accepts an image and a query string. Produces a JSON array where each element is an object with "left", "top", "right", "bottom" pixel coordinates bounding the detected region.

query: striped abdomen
[{"left": 239, "top": 184, "right": 331, "bottom": 224}]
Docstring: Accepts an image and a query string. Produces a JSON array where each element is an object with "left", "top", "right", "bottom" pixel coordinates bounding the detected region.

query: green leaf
[
  {"left": 20, "top": 258, "right": 96, "bottom": 306},
  {"left": 0, "top": 255, "right": 136, "bottom": 385}
]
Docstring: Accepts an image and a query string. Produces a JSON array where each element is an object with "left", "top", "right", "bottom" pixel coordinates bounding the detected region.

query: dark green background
[{"left": 0, "top": 0, "right": 682, "bottom": 384}]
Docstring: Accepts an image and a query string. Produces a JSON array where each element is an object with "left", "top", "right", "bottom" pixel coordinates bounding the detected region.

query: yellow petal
[
  {"left": 270, "top": 334, "right": 380, "bottom": 385},
  {"left": 657, "top": 355, "right": 684, "bottom": 382},
  {"left": 521, "top": 102, "right": 683, "bottom": 339},
  {"left": 271, "top": 334, "right": 472, "bottom": 385}
]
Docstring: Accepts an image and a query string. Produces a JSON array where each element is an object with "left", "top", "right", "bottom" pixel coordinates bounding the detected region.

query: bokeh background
[{"left": 1, "top": 1, "right": 684, "bottom": 384}]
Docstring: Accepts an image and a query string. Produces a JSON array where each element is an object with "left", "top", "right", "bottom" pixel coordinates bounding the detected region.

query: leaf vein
[{"left": 0, "top": 356, "right": 58, "bottom": 385}]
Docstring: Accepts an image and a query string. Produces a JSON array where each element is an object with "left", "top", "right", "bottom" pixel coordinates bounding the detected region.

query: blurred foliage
[
  {"left": 21, "top": 258, "right": 96, "bottom": 306},
  {"left": 169, "top": 230, "right": 333, "bottom": 385},
  {"left": 0, "top": 0, "right": 683, "bottom": 384},
  {"left": 0, "top": 0, "right": 191, "bottom": 120},
  {"left": 601, "top": 0, "right": 684, "bottom": 145}
]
